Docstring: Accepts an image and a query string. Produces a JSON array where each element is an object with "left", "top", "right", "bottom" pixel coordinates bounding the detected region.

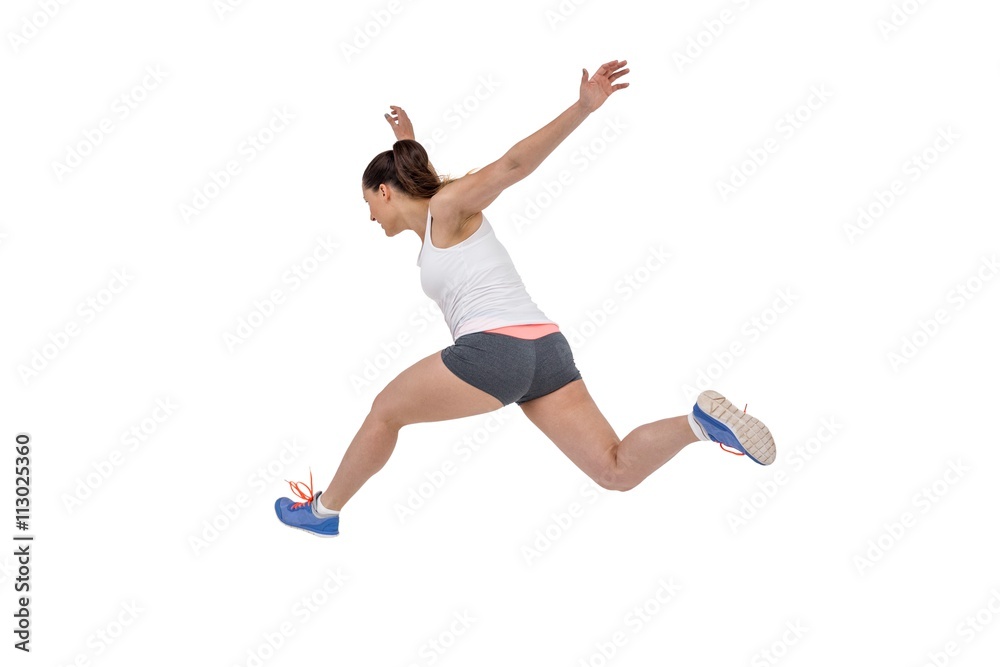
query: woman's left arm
[
  {"left": 505, "top": 59, "right": 628, "bottom": 176},
  {"left": 436, "top": 59, "right": 629, "bottom": 218}
]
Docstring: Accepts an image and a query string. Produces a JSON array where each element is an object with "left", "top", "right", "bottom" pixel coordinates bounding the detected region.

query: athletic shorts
[{"left": 440, "top": 330, "right": 583, "bottom": 406}]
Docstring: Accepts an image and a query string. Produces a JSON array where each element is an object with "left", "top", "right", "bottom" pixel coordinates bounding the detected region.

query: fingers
[
  {"left": 582, "top": 59, "right": 631, "bottom": 101},
  {"left": 385, "top": 105, "right": 411, "bottom": 130},
  {"left": 595, "top": 59, "right": 622, "bottom": 76},
  {"left": 594, "top": 59, "right": 628, "bottom": 78},
  {"left": 608, "top": 67, "right": 629, "bottom": 83}
]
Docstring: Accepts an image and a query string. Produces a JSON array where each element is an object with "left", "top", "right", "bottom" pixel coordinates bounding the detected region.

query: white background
[{"left": 2, "top": 0, "right": 999, "bottom": 665}]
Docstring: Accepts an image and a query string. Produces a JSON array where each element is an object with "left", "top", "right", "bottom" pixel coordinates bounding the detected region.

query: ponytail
[{"left": 362, "top": 139, "right": 455, "bottom": 198}]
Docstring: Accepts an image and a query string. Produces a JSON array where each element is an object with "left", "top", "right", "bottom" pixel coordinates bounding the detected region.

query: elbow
[
  {"left": 502, "top": 152, "right": 529, "bottom": 184},
  {"left": 502, "top": 151, "right": 522, "bottom": 174}
]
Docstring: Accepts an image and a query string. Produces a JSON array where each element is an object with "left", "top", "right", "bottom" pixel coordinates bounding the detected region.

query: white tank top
[{"left": 416, "top": 207, "right": 555, "bottom": 341}]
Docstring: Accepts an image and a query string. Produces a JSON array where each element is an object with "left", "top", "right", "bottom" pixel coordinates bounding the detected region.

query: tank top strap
[{"left": 417, "top": 206, "right": 432, "bottom": 266}]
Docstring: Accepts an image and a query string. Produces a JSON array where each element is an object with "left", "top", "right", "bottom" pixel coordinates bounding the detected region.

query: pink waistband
[{"left": 481, "top": 323, "right": 560, "bottom": 340}]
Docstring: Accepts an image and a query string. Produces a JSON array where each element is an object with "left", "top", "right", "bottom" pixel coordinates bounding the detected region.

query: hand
[
  {"left": 579, "top": 59, "right": 629, "bottom": 113},
  {"left": 384, "top": 105, "right": 415, "bottom": 141}
]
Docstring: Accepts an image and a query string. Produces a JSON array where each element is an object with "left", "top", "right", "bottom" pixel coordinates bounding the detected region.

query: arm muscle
[{"left": 437, "top": 101, "right": 591, "bottom": 222}]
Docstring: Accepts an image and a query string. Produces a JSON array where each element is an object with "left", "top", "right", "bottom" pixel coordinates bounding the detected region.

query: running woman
[{"left": 275, "top": 59, "right": 776, "bottom": 537}]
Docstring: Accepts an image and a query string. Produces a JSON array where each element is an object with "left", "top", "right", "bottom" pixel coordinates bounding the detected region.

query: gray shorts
[{"left": 440, "top": 330, "right": 583, "bottom": 406}]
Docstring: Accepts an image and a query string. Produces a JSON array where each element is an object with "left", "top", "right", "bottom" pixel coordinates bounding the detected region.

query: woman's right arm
[
  {"left": 384, "top": 105, "right": 415, "bottom": 141},
  {"left": 385, "top": 105, "right": 446, "bottom": 180}
]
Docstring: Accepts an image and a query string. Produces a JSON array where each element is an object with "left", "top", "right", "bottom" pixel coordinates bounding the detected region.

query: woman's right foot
[{"left": 691, "top": 390, "right": 776, "bottom": 465}]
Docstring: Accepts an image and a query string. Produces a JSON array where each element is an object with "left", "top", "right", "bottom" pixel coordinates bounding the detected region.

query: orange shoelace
[
  {"left": 717, "top": 404, "right": 748, "bottom": 457},
  {"left": 285, "top": 468, "right": 316, "bottom": 510}
]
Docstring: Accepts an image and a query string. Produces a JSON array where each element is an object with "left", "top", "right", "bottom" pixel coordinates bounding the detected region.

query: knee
[
  {"left": 598, "top": 478, "right": 639, "bottom": 493},
  {"left": 593, "top": 466, "right": 638, "bottom": 493},
  {"left": 616, "top": 477, "right": 640, "bottom": 492},
  {"left": 370, "top": 392, "right": 404, "bottom": 432}
]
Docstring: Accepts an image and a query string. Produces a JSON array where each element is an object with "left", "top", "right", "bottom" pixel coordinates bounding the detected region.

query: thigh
[
  {"left": 373, "top": 348, "right": 503, "bottom": 428},
  {"left": 518, "top": 378, "right": 621, "bottom": 487}
]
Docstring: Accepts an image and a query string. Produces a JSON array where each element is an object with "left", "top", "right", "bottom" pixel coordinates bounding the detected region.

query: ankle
[
  {"left": 688, "top": 412, "right": 710, "bottom": 441},
  {"left": 320, "top": 496, "right": 341, "bottom": 512},
  {"left": 314, "top": 492, "right": 341, "bottom": 515}
]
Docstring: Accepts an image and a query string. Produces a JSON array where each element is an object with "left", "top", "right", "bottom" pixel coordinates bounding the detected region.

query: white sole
[
  {"left": 696, "top": 390, "right": 776, "bottom": 465},
  {"left": 283, "top": 523, "right": 339, "bottom": 538}
]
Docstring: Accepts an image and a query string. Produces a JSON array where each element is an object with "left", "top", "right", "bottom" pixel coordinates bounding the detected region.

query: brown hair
[{"left": 362, "top": 140, "right": 456, "bottom": 199}]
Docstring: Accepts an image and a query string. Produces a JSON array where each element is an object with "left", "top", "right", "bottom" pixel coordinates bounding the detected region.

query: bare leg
[
  {"left": 320, "top": 349, "right": 503, "bottom": 511},
  {"left": 319, "top": 411, "right": 399, "bottom": 511},
  {"left": 520, "top": 379, "right": 701, "bottom": 491},
  {"left": 613, "top": 415, "right": 701, "bottom": 489}
]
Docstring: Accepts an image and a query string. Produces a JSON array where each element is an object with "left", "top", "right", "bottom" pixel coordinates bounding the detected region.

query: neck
[{"left": 396, "top": 196, "right": 431, "bottom": 239}]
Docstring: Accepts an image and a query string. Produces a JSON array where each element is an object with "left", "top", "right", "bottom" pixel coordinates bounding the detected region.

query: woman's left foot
[
  {"left": 274, "top": 472, "right": 340, "bottom": 537},
  {"left": 691, "top": 390, "right": 776, "bottom": 465},
  {"left": 274, "top": 494, "right": 340, "bottom": 537}
]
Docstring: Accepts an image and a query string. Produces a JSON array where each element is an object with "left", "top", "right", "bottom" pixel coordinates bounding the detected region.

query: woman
[{"left": 275, "top": 59, "right": 776, "bottom": 537}]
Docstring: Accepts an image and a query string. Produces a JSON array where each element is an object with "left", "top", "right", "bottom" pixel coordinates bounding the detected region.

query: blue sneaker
[
  {"left": 691, "top": 390, "right": 776, "bottom": 465},
  {"left": 274, "top": 471, "right": 340, "bottom": 537}
]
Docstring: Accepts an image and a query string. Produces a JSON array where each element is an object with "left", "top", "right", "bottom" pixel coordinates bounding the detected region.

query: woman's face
[{"left": 363, "top": 185, "right": 393, "bottom": 235}]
